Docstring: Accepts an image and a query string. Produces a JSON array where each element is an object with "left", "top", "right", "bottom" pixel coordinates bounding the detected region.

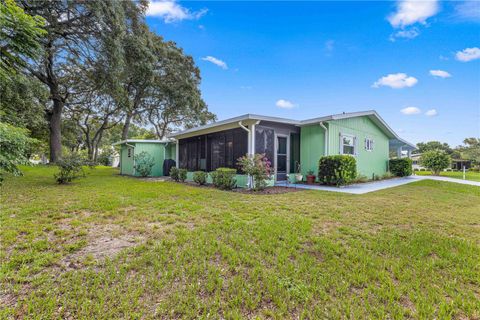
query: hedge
[
  {"left": 318, "top": 155, "right": 357, "bottom": 186},
  {"left": 210, "top": 167, "right": 237, "bottom": 190},
  {"left": 389, "top": 158, "right": 412, "bottom": 177}
]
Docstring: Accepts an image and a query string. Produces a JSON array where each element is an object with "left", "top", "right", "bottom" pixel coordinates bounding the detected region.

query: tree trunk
[
  {"left": 49, "top": 98, "right": 63, "bottom": 162},
  {"left": 121, "top": 113, "right": 132, "bottom": 140}
]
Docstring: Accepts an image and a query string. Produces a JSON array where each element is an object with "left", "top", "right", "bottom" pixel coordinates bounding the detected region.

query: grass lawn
[
  {"left": 1, "top": 166, "right": 479, "bottom": 319},
  {"left": 415, "top": 170, "right": 480, "bottom": 182}
]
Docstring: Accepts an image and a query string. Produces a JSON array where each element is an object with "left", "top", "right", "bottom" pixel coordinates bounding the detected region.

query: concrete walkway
[{"left": 276, "top": 175, "right": 479, "bottom": 194}]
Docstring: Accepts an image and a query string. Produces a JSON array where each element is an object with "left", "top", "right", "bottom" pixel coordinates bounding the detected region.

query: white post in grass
[{"left": 463, "top": 165, "right": 466, "bottom": 180}]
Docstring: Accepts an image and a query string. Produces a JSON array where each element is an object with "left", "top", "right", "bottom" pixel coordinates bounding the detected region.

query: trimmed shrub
[
  {"left": 169, "top": 167, "right": 179, "bottom": 181},
  {"left": 421, "top": 150, "right": 451, "bottom": 175},
  {"left": 318, "top": 155, "right": 357, "bottom": 186},
  {"left": 134, "top": 151, "right": 155, "bottom": 177},
  {"left": 178, "top": 168, "right": 187, "bottom": 182},
  {"left": 389, "top": 158, "right": 412, "bottom": 177},
  {"left": 193, "top": 171, "right": 207, "bottom": 185},
  {"left": 210, "top": 167, "right": 237, "bottom": 190},
  {"left": 54, "top": 153, "right": 86, "bottom": 184}
]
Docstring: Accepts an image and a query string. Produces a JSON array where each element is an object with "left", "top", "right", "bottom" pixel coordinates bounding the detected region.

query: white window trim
[
  {"left": 365, "top": 137, "right": 374, "bottom": 152},
  {"left": 339, "top": 133, "right": 357, "bottom": 156}
]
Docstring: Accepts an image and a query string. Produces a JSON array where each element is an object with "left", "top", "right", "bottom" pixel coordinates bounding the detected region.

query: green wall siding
[
  {"left": 300, "top": 124, "right": 325, "bottom": 177},
  {"left": 165, "top": 143, "right": 176, "bottom": 161},
  {"left": 134, "top": 143, "right": 165, "bottom": 176},
  {"left": 119, "top": 142, "right": 169, "bottom": 177},
  {"left": 120, "top": 145, "right": 134, "bottom": 175},
  {"left": 299, "top": 116, "right": 390, "bottom": 179},
  {"left": 326, "top": 117, "right": 389, "bottom": 177}
]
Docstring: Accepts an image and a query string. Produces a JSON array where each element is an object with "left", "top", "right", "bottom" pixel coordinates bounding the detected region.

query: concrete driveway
[{"left": 276, "top": 175, "right": 480, "bottom": 194}]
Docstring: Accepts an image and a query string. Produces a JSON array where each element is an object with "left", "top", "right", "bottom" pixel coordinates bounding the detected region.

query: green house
[
  {"left": 113, "top": 140, "right": 176, "bottom": 177},
  {"left": 168, "top": 110, "right": 415, "bottom": 185}
]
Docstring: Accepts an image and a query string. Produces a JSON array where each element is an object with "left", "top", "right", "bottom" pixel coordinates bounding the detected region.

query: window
[
  {"left": 340, "top": 134, "right": 356, "bottom": 155},
  {"left": 365, "top": 138, "right": 374, "bottom": 151},
  {"left": 127, "top": 148, "right": 132, "bottom": 158}
]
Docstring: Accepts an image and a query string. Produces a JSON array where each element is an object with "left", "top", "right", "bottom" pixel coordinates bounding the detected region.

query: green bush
[
  {"left": 318, "top": 155, "right": 357, "bottom": 186},
  {"left": 193, "top": 171, "right": 207, "bottom": 185},
  {"left": 0, "top": 122, "right": 37, "bottom": 184},
  {"left": 169, "top": 167, "right": 179, "bottom": 181},
  {"left": 54, "top": 153, "right": 86, "bottom": 184},
  {"left": 421, "top": 150, "right": 451, "bottom": 175},
  {"left": 210, "top": 167, "right": 237, "bottom": 190},
  {"left": 178, "top": 168, "right": 187, "bottom": 182},
  {"left": 389, "top": 158, "right": 412, "bottom": 177},
  {"left": 134, "top": 151, "right": 155, "bottom": 177}
]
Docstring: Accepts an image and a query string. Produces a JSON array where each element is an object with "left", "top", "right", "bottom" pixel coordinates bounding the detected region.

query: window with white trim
[
  {"left": 365, "top": 138, "right": 374, "bottom": 151},
  {"left": 340, "top": 134, "right": 356, "bottom": 155}
]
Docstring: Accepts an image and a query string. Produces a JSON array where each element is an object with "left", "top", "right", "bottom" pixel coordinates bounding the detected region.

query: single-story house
[
  {"left": 166, "top": 110, "right": 415, "bottom": 185},
  {"left": 112, "top": 139, "right": 176, "bottom": 176}
]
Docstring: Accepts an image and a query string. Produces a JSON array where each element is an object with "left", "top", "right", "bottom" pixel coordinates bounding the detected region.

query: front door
[{"left": 276, "top": 136, "right": 287, "bottom": 181}]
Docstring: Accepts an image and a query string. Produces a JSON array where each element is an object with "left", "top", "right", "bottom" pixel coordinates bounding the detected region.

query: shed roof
[{"left": 112, "top": 139, "right": 173, "bottom": 146}]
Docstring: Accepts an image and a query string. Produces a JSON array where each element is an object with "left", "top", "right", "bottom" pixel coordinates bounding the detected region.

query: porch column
[
  {"left": 397, "top": 146, "right": 402, "bottom": 158},
  {"left": 175, "top": 140, "right": 179, "bottom": 167},
  {"left": 250, "top": 124, "right": 256, "bottom": 156}
]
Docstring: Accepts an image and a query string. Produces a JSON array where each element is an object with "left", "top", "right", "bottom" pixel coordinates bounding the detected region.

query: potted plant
[
  {"left": 294, "top": 162, "right": 303, "bottom": 182},
  {"left": 306, "top": 170, "right": 316, "bottom": 184}
]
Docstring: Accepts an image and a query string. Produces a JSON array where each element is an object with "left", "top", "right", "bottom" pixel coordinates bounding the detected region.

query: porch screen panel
[
  {"left": 180, "top": 128, "right": 248, "bottom": 172},
  {"left": 255, "top": 126, "right": 275, "bottom": 168}
]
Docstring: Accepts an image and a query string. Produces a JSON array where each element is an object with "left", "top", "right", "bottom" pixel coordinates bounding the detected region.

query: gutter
[{"left": 319, "top": 121, "right": 328, "bottom": 156}]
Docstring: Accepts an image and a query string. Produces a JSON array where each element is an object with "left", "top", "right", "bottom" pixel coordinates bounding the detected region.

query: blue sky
[{"left": 146, "top": 0, "right": 480, "bottom": 147}]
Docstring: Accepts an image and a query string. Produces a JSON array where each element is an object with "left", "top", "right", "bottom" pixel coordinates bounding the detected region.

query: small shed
[{"left": 112, "top": 139, "right": 176, "bottom": 177}]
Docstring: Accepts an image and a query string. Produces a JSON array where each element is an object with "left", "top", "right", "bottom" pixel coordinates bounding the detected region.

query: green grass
[
  {"left": 1, "top": 166, "right": 479, "bottom": 319},
  {"left": 415, "top": 170, "right": 480, "bottom": 182}
]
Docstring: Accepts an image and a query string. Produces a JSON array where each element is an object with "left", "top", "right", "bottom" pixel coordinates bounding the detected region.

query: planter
[
  {"left": 295, "top": 174, "right": 303, "bottom": 182},
  {"left": 306, "top": 175, "right": 316, "bottom": 184}
]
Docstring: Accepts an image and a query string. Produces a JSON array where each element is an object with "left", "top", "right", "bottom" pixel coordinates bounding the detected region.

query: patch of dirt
[
  {"left": 400, "top": 295, "right": 417, "bottom": 315},
  {"left": 60, "top": 224, "right": 144, "bottom": 270}
]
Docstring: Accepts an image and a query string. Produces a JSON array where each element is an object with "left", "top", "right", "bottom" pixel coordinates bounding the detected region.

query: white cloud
[
  {"left": 324, "top": 40, "right": 335, "bottom": 55},
  {"left": 276, "top": 99, "right": 296, "bottom": 109},
  {"left": 425, "top": 109, "right": 438, "bottom": 116},
  {"left": 388, "top": 0, "right": 439, "bottom": 28},
  {"left": 390, "top": 28, "right": 419, "bottom": 41},
  {"left": 455, "top": 47, "right": 480, "bottom": 62},
  {"left": 147, "top": 1, "right": 207, "bottom": 23},
  {"left": 372, "top": 73, "right": 418, "bottom": 89},
  {"left": 201, "top": 56, "right": 228, "bottom": 69},
  {"left": 401, "top": 106, "right": 421, "bottom": 115},
  {"left": 429, "top": 69, "right": 451, "bottom": 78},
  {"left": 455, "top": 1, "right": 480, "bottom": 21}
]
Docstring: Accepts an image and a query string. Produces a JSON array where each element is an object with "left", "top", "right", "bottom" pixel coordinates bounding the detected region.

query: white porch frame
[{"left": 274, "top": 133, "right": 290, "bottom": 182}]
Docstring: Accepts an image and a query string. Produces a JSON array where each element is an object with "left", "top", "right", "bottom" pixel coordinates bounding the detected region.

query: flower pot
[
  {"left": 295, "top": 174, "right": 303, "bottom": 182},
  {"left": 306, "top": 175, "right": 316, "bottom": 184}
]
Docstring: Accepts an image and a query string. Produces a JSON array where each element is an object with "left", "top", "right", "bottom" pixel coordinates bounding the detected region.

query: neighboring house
[
  {"left": 410, "top": 153, "right": 424, "bottom": 170},
  {"left": 166, "top": 110, "right": 415, "bottom": 185},
  {"left": 451, "top": 159, "right": 472, "bottom": 170},
  {"left": 113, "top": 139, "right": 176, "bottom": 176}
]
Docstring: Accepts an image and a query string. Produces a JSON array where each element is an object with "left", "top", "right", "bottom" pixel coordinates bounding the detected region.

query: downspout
[{"left": 319, "top": 122, "right": 328, "bottom": 156}]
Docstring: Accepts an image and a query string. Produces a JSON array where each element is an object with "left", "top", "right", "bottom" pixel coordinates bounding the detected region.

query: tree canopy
[{"left": 1, "top": 0, "right": 215, "bottom": 164}]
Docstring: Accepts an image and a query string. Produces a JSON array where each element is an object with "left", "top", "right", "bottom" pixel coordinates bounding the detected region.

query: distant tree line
[
  {"left": 0, "top": 0, "right": 216, "bottom": 167},
  {"left": 413, "top": 139, "right": 480, "bottom": 166}
]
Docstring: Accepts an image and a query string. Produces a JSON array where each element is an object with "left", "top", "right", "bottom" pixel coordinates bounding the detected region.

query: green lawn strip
[
  {"left": 415, "top": 170, "right": 480, "bottom": 182},
  {"left": 1, "top": 166, "right": 479, "bottom": 319}
]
